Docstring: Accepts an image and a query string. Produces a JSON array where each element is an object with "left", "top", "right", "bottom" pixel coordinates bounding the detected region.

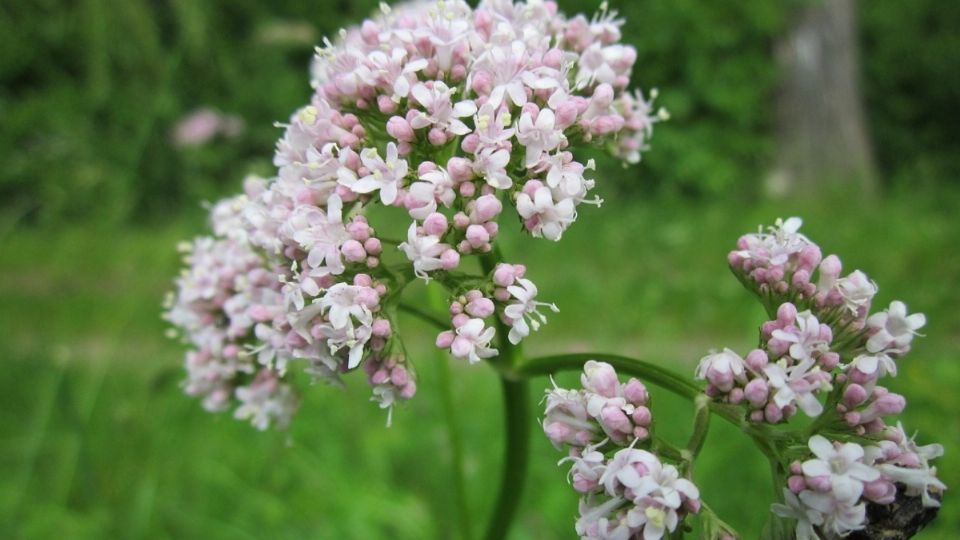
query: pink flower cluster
[
  {"left": 544, "top": 362, "right": 699, "bottom": 540},
  {"left": 705, "top": 219, "right": 945, "bottom": 535},
  {"left": 168, "top": 0, "right": 661, "bottom": 428},
  {"left": 164, "top": 234, "right": 299, "bottom": 429},
  {"left": 729, "top": 217, "right": 881, "bottom": 328},
  {"left": 696, "top": 304, "right": 836, "bottom": 423},
  {"left": 774, "top": 427, "right": 945, "bottom": 539},
  {"left": 700, "top": 219, "right": 927, "bottom": 430}
]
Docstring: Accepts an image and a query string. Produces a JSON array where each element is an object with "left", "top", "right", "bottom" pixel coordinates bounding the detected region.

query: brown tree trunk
[{"left": 768, "top": 0, "right": 877, "bottom": 196}]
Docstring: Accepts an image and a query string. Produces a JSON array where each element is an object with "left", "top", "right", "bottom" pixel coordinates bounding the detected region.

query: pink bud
[
  {"left": 447, "top": 157, "right": 474, "bottom": 182},
  {"left": 600, "top": 406, "right": 632, "bottom": 434},
  {"left": 428, "top": 127, "right": 448, "bottom": 145},
  {"left": 493, "top": 263, "right": 517, "bottom": 286},
  {"left": 591, "top": 83, "right": 615, "bottom": 107},
  {"left": 542, "top": 48, "right": 564, "bottom": 69},
  {"left": 471, "top": 70, "right": 492, "bottom": 94},
  {"left": 440, "top": 249, "right": 461, "bottom": 270},
  {"left": 582, "top": 361, "right": 620, "bottom": 397},
  {"left": 451, "top": 313, "right": 469, "bottom": 328},
  {"left": 453, "top": 212, "right": 470, "bottom": 230},
  {"left": 807, "top": 476, "right": 832, "bottom": 492},
  {"left": 377, "top": 95, "right": 397, "bottom": 114},
  {"left": 465, "top": 224, "right": 490, "bottom": 248},
  {"left": 745, "top": 349, "right": 769, "bottom": 371},
  {"left": 819, "top": 255, "right": 842, "bottom": 280},
  {"left": 555, "top": 100, "right": 579, "bottom": 128},
  {"left": 863, "top": 479, "right": 896, "bottom": 505},
  {"left": 458, "top": 182, "right": 476, "bottom": 197},
  {"left": 631, "top": 406, "right": 651, "bottom": 426},
  {"left": 461, "top": 133, "right": 480, "bottom": 153},
  {"left": 764, "top": 402, "right": 783, "bottom": 423},
  {"left": 450, "top": 336, "right": 472, "bottom": 358},
  {"left": 341, "top": 239, "right": 367, "bottom": 262},
  {"left": 390, "top": 365, "right": 409, "bottom": 386},
  {"left": 788, "top": 475, "right": 806, "bottom": 494},
  {"left": 818, "top": 351, "right": 839, "bottom": 370},
  {"left": 371, "top": 368, "right": 389, "bottom": 385},
  {"left": 777, "top": 303, "right": 798, "bottom": 324},
  {"left": 418, "top": 160, "right": 438, "bottom": 176},
  {"left": 400, "top": 380, "right": 417, "bottom": 399},
  {"left": 623, "top": 379, "right": 648, "bottom": 404},
  {"left": 466, "top": 297, "right": 495, "bottom": 318},
  {"left": 744, "top": 378, "right": 769, "bottom": 407},
  {"left": 544, "top": 421, "right": 572, "bottom": 445},
  {"left": 423, "top": 213, "right": 449, "bottom": 236},
  {"left": 473, "top": 194, "right": 503, "bottom": 222},
  {"left": 372, "top": 319, "right": 392, "bottom": 338},
  {"left": 798, "top": 245, "right": 822, "bottom": 270},
  {"left": 363, "top": 237, "right": 382, "bottom": 256}
]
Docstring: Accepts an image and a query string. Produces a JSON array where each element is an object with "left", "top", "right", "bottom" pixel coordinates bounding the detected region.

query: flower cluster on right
[{"left": 700, "top": 218, "right": 945, "bottom": 538}]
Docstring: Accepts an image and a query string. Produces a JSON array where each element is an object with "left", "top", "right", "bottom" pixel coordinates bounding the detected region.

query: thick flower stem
[{"left": 484, "top": 376, "right": 531, "bottom": 540}]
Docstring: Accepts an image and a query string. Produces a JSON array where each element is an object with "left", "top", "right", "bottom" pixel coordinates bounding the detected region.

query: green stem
[
  {"left": 484, "top": 376, "right": 530, "bottom": 540},
  {"left": 685, "top": 394, "right": 712, "bottom": 463},
  {"left": 398, "top": 302, "right": 448, "bottom": 331}
]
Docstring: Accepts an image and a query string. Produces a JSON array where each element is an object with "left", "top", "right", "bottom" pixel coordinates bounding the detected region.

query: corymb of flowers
[
  {"left": 165, "top": 0, "right": 662, "bottom": 429},
  {"left": 543, "top": 219, "right": 946, "bottom": 539}
]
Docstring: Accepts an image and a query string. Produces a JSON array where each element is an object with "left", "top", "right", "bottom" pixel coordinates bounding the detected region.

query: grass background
[{"left": 2, "top": 0, "right": 959, "bottom": 538}]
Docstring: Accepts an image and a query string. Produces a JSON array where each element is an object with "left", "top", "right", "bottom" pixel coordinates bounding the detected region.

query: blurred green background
[{"left": 1, "top": 0, "right": 958, "bottom": 539}]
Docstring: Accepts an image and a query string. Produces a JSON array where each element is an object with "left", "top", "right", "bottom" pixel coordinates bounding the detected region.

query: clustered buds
[
  {"left": 543, "top": 361, "right": 699, "bottom": 540},
  {"left": 700, "top": 218, "right": 945, "bottom": 537},
  {"left": 167, "top": 0, "right": 661, "bottom": 429}
]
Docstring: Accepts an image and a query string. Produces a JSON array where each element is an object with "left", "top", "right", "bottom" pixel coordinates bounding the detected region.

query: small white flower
[
  {"left": 836, "top": 270, "right": 878, "bottom": 314},
  {"left": 516, "top": 108, "right": 564, "bottom": 167},
  {"left": 473, "top": 147, "right": 513, "bottom": 189},
  {"left": 763, "top": 362, "right": 824, "bottom": 417},
  {"left": 407, "top": 167, "right": 456, "bottom": 219},
  {"left": 339, "top": 143, "right": 408, "bottom": 205},
  {"left": 450, "top": 318, "right": 498, "bottom": 364},
  {"left": 398, "top": 222, "right": 448, "bottom": 280},
  {"left": 771, "top": 310, "right": 828, "bottom": 363},
  {"left": 516, "top": 186, "right": 576, "bottom": 241},
  {"left": 409, "top": 81, "right": 477, "bottom": 136},
  {"left": 503, "top": 278, "right": 559, "bottom": 344},
  {"left": 866, "top": 301, "right": 926, "bottom": 353},
  {"left": 802, "top": 435, "right": 880, "bottom": 503},
  {"left": 771, "top": 488, "right": 824, "bottom": 540}
]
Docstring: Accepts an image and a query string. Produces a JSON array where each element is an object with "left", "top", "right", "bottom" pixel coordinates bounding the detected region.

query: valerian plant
[{"left": 164, "top": 1, "right": 945, "bottom": 539}]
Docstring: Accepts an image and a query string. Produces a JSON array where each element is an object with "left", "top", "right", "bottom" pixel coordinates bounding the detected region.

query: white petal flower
[
  {"left": 504, "top": 278, "right": 559, "bottom": 344},
  {"left": 450, "top": 318, "right": 498, "bottom": 364},
  {"left": 866, "top": 301, "right": 926, "bottom": 353},
  {"left": 397, "top": 222, "right": 448, "bottom": 280},
  {"left": 340, "top": 143, "right": 408, "bottom": 205}
]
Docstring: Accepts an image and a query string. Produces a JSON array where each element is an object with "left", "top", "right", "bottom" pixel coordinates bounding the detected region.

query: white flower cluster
[
  {"left": 543, "top": 361, "right": 699, "bottom": 540},
  {"left": 774, "top": 428, "right": 945, "bottom": 539},
  {"left": 167, "top": 0, "right": 662, "bottom": 428}
]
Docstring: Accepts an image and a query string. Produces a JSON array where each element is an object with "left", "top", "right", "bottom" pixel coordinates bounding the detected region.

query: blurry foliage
[
  {"left": 861, "top": 0, "right": 960, "bottom": 186},
  {"left": 0, "top": 0, "right": 379, "bottom": 226},
  {"left": 0, "top": 0, "right": 957, "bottom": 226}
]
